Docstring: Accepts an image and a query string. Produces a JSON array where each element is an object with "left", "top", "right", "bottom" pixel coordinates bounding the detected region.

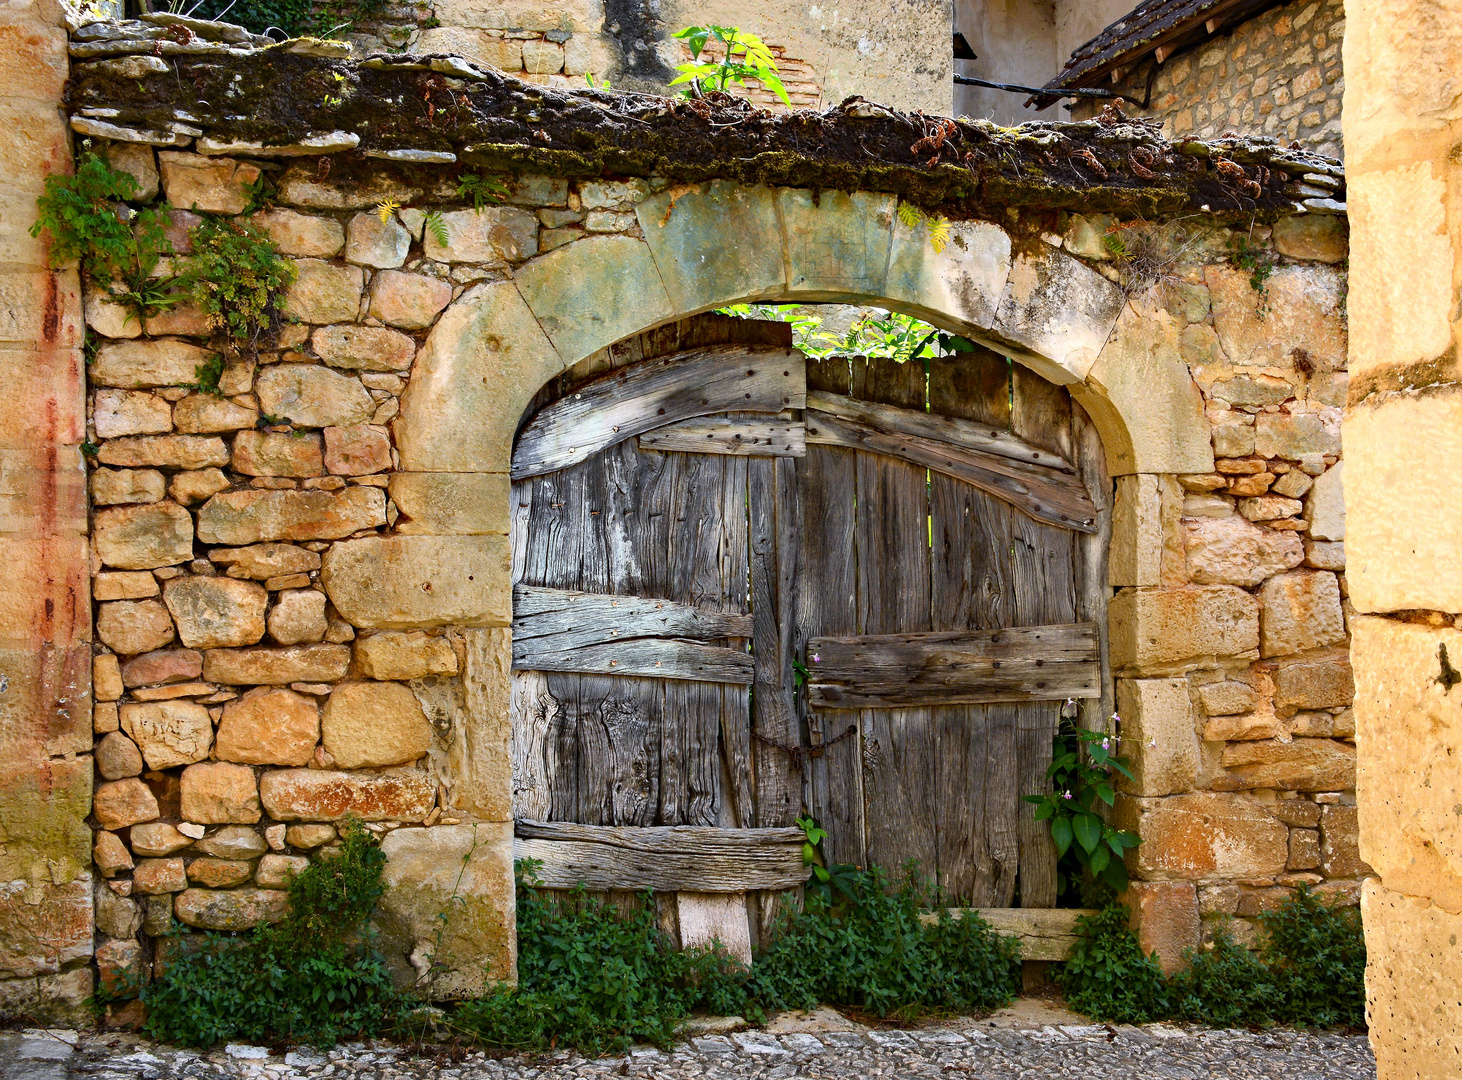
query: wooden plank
[
  {"left": 1072, "top": 401, "right": 1115, "bottom": 734},
  {"left": 512, "top": 586, "right": 752, "bottom": 651},
  {"left": 796, "top": 355, "right": 864, "bottom": 869},
  {"left": 514, "top": 640, "right": 755, "bottom": 684},
  {"left": 917, "top": 907, "right": 1097, "bottom": 961},
  {"left": 805, "top": 411, "right": 1098, "bottom": 533},
  {"left": 750, "top": 454, "right": 800, "bottom": 829},
  {"left": 639, "top": 413, "right": 806, "bottom": 457},
  {"left": 719, "top": 455, "right": 755, "bottom": 831},
  {"left": 517, "top": 820, "right": 804, "bottom": 845},
  {"left": 512, "top": 346, "right": 806, "bottom": 479},
  {"left": 806, "top": 625, "right": 1100, "bottom": 708},
  {"left": 676, "top": 892, "right": 752, "bottom": 963}
]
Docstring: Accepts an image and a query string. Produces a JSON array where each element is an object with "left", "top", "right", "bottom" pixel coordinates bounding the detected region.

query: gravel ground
[{"left": 2, "top": 1001, "right": 1376, "bottom": 1080}]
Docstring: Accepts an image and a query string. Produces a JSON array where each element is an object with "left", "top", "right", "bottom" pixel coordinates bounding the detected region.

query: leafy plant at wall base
[
  {"left": 178, "top": 216, "right": 297, "bottom": 348},
  {"left": 1056, "top": 905, "right": 1172, "bottom": 1023},
  {"left": 671, "top": 25, "right": 790, "bottom": 105},
  {"left": 1256, "top": 885, "right": 1366, "bottom": 1028}
]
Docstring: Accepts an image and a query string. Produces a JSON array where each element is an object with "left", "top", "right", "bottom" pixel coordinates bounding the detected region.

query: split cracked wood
[{"left": 638, "top": 412, "right": 807, "bottom": 456}]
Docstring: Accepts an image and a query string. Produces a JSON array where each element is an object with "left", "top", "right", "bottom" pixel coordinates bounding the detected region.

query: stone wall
[{"left": 1072, "top": 0, "right": 1345, "bottom": 161}]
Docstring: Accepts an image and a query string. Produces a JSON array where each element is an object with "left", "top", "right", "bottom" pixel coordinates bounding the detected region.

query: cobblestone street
[{"left": 3, "top": 1003, "right": 1375, "bottom": 1080}]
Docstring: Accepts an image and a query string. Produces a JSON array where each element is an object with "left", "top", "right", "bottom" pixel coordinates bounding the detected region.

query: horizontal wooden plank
[
  {"left": 514, "top": 821, "right": 808, "bottom": 891},
  {"left": 513, "top": 585, "right": 752, "bottom": 648},
  {"left": 918, "top": 907, "right": 1097, "bottom": 961},
  {"left": 806, "top": 390, "right": 1075, "bottom": 474},
  {"left": 514, "top": 639, "right": 755, "bottom": 684},
  {"left": 638, "top": 413, "right": 807, "bottom": 457},
  {"left": 805, "top": 410, "right": 1098, "bottom": 533},
  {"left": 806, "top": 624, "right": 1100, "bottom": 708},
  {"left": 512, "top": 346, "right": 806, "bottom": 479}
]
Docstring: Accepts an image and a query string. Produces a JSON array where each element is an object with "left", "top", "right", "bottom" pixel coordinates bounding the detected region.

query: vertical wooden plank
[
  {"left": 1010, "top": 365, "right": 1077, "bottom": 908},
  {"left": 929, "top": 350, "right": 1019, "bottom": 906},
  {"left": 796, "top": 356, "right": 864, "bottom": 867},
  {"left": 720, "top": 455, "right": 755, "bottom": 830},
  {"left": 750, "top": 455, "right": 799, "bottom": 829},
  {"left": 854, "top": 355, "right": 938, "bottom": 884},
  {"left": 1072, "top": 401, "right": 1115, "bottom": 734}
]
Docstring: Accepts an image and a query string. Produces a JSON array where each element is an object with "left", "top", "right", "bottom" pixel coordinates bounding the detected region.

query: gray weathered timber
[
  {"left": 512, "top": 586, "right": 753, "bottom": 649},
  {"left": 639, "top": 413, "right": 807, "bottom": 456},
  {"left": 805, "top": 410, "right": 1099, "bottom": 533},
  {"left": 514, "top": 822, "right": 807, "bottom": 891},
  {"left": 514, "top": 640, "right": 754, "bottom": 683},
  {"left": 750, "top": 455, "right": 799, "bottom": 829},
  {"left": 916, "top": 907, "right": 1096, "bottom": 961},
  {"left": 806, "top": 625, "right": 1100, "bottom": 709},
  {"left": 1072, "top": 401, "right": 1115, "bottom": 734},
  {"left": 512, "top": 346, "right": 806, "bottom": 479}
]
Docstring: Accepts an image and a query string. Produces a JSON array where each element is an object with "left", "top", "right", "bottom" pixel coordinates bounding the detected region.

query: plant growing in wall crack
[
  {"left": 178, "top": 216, "right": 297, "bottom": 354},
  {"left": 670, "top": 25, "right": 791, "bottom": 105}
]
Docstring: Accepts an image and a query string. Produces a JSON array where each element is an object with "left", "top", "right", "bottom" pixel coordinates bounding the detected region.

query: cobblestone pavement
[{"left": 2, "top": 1004, "right": 1376, "bottom": 1080}]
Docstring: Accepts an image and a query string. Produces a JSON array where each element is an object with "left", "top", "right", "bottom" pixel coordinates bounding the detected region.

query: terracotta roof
[{"left": 1034, "top": 0, "right": 1286, "bottom": 106}]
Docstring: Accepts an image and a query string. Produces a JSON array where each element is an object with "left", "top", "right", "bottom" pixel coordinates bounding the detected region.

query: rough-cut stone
[
  {"left": 285, "top": 823, "right": 336, "bottom": 848},
  {"left": 180, "top": 762, "right": 261, "bottom": 824},
  {"left": 1218, "top": 738, "right": 1356, "bottom": 791},
  {"left": 255, "top": 853, "right": 311, "bottom": 889},
  {"left": 210, "top": 543, "right": 321, "bottom": 580},
  {"left": 368, "top": 270, "right": 452, "bottom": 329},
  {"left": 423, "top": 206, "right": 538, "bottom": 263},
  {"left": 1197, "top": 679, "right": 1255, "bottom": 717},
  {"left": 98, "top": 434, "right": 230, "bottom": 470},
  {"left": 186, "top": 858, "right": 253, "bottom": 888},
  {"left": 1273, "top": 653, "right": 1354, "bottom": 713},
  {"left": 132, "top": 857, "right": 187, "bottom": 895},
  {"left": 230, "top": 430, "right": 324, "bottom": 477},
  {"left": 120, "top": 701, "right": 213, "bottom": 769},
  {"left": 174, "top": 887, "right": 289, "bottom": 930},
  {"left": 1239, "top": 495, "right": 1304, "bottom": 521},
  {"left": 95, "top": 571, "right": 162, "bottom": 602},
  {"left": 1116, "top": 679, "right": 1198, "bottom": 797},
  {"left": 85, "top": 289, "right": 139, "bottom": 339},
  {"left": 1305, "top": 462, "right": 1344, "bottom": 541},
  {"left": 250, "top": 209, "right": 345, "bottom": 257},
  {"left": 197, "top": 486, "right": 386, "bottom": 544},
  {"left": 1254, "top": 410, "right": 1343, "bottom": 460},
  {"left": 93, "top": 831, "right": 134, "bottom": 878},
  {"left": 1115, "top": 792, "right": 1288, "bottom": 880},
  {"left": 1203, "top": 711, "right": 1283, "bottom": 741},
  {"left": 202, "top": 643, "right": 351, "bottom": 685},
  {"left": 322, "top": 425, "right": 392, "bottom": 476},
  {"left": 259, "top": 769, "right": 437, "bottom": 821},
  {"left": 96, "top": 599, "right": 176, "bottom": 654},
  {"left": 321, "top": 681, "right": 433, "bottom": 768},
  {"left": 171, "top": 393, "right": 257, "bottom": 433},
  {"left": 1272, "top": 470, "right": 1314, "bottom": 499},
  {"left": 1183, "top": 515, "right": 1303, "bottom": 587},
  {"left": 282, "top": 260, "right": 364, "bottom": 324},
  {"left": 163, "top": 576, "right": 268, "bottom": 649},
  {"left": 92, "top": 338, "right": 215, "bottom": 389},
  {"left": 122, "top": 648, "right": 203, "bottom": 687},
  {"left": 1321, "top": 805, "right": 1369, "bottom": 878},
  {"left": 169, "top": 467, "right": 231, "bottom": 505},
  {"left": 214, "top": 686, "right": 319, "bottom": 766},
  {"left": 355, "top": 631, "right": 459, "bottom": 681},
  {"left": 192, "top": 825, "right": 268, "bottom": 860},
  {"left": 1363, "top": 882, "right": 1462, "bottom": 1080},
  {"left": 1304, "top": 539, "right": 1345, "bottom": 571},
  {"left": 312, "top": 325, "right": 415, "bottom": 372},
  {"left": 1125, "top": 881, "right": 1200, "bottom": 974},
  {"left": 345, "top": 212, "right": 412, "bottom": 268},
  {"left": 1207, "top": 264, "right": 1347, "bottom": 371},
  {"left": 129, "top": 822, "right": 192, "bottom": 857},
  {"left": 91, "top": 467, "right": 167, "bottom": 506},
  {"left": 1110, "top": 586, "right": 1259, "bottom": 671},
  {"left": 158, "top": 151, "right": 261, "bottom": 213},
  {"left": 93, "top": 388, "right": 171, "bottom": 438},
  {"left": 1288, "top": 827, "right": 1322, "bottom": 870},
  {"left": 1210, "top": 374, "right": 1294, "bottom": 406},
  {"left": 1272, "top": 214, "right": 1348, "bottom": 264},
  {"left": 95, "top": 654, "right": 124, "bottom": 703},
  {"left": 95, "top": 731, "right": 144, "bottom": 780},
  {"left": 256, "top": 364, "right": 374, "bottom": 428},
  {"left": 388, "top": 473, "right": 510, "bottom": 535},
  {"left": 321, "top": 534, "right": 511, "bottom": 629},
  {"left": 1211, "top": 419, "right": 1255, "bottom": 458},
  {"left": 94, "top": 503, "right": 194, "bottom": 569},
  {"left": 1257, "top": 570, "right": 1347, "bottom": 657},
  {"left": 95, "top": 885, "right": 142, "bottom": 940},
  {"left": 95, "top": 937, "right": 147, "bottom": 996}
]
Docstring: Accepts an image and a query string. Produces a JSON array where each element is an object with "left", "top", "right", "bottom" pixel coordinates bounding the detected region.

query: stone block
[
  {"left": 424, "top": 206, "right": 539, "bottom": 263},
  {"left": 883, "top": 217, "right": 1011, "bottom": 334},
  {"left": 368, "top": 270, "right": 453, "bottom": 329},
  {"left": 268, "top": 588, "right": 327, "bottom": 646},
  {"left": 91, "top": 467, "right": 166, "bottom": 506},
  {"left": 396, "top": 281, "right": 565, "bottom": 472},
  {"left": 95, "top": 884, "right": 142, "bottom": 940},
  {"left": 1272, "top": 652, "right": 1354, "bottom": 713},
  {"left": 634, "top": 181, "right": 785, "bottom": 312},
  {"left": 171, "top": 393, "right": 257, "bottom": 433},
  {"left": 0, "top": 873, "right": 91, "bottom": 979},
  {"left": 356, "top": 631, "right": 460, "bottom": 681},
  {"left": 1257, "top": 570, "right": 1346, "bottom": 657},
  {"left": 96, "top": 599, "right": 176, "bottom": 654},
  {"left": 255, "top": 853, "right": 310, "bottom": 889},
  {"left": 214, "top": 687, "right": 319, "bottom": 767},
  {"left": 180, "top": 762, "right": 261, "bottom": 824},
  {"left": 1319, "top": 804, "right": 1369, "bottom": 878},
  {"left": 157, "top": 151, "right": 261, "bottom": 214},
  {"left": 1254, "top": 410, "right": 1341, "bottom": 460},
  {"left": 196, "top": 486, "right": 386, "bottom": 544},
  {"left": 1206, "top": 263, "right": 1346, "bottom": 370},
  {"left": 1110, "top": 475, "right": 1162, "bottom": 588},
  {"left": 249, "top": 209, "right": 345, "bottom": 257},
  {"left": 122, "top": 645, "right": 200, "bottom": 685},
  {"left": 187, "top": 857, "right": 253, "bottom": 888},
  {"left": 256, "top": 363, "right": 374, "bottom": 428},
  {"left": 1198, "top": 679, "right": 1255, "bottom": 716},
  {"left": 322, "top": 681, "right": 433, "bottom": 768},
  {"left": 1183, "top": 514, "right": 1303, "bottom": 587},
  {"left": 230, "top": 430, "right": 324, "bottom": 477},
  {"left": 286, "top": 824, "right": 336, "bottom": 848},
  {"left": 94, "top": 831, "right": 133, "bottom": 878},
  {"left": 312, "top": 324, "right": 414, "bottom": 372},
  {"left": 94, "top": 778, "right": 160, "bottom": 831},
  {"left": 95, "top": 572, "right": 160, "bottom": 602},
  {"left": 97, "top": 435, "right": 231, "bottom": 470},
  {"left": 192, "top": 825, "right": 267, "bottom": 860},
  {"left": 1124, "top": 881, "right": 1199, "bottom": 974},
  {"left": 129, "top": 822, "right": 192, "bottom": 857},
  {"left": 209, "top": 543, "right": 321, "bottom": 580},
  {"left": 1304, "top": 462, "right": 1343, "bottom": 541},
  {"left": 1211, "top": 419, "right": 1255, "bottom": 458},
  {"left": 202, "top": 643, "right": 351, "bottom": 685},
  {"left": 258, "top": 768, "right": 436, "bottom": 822},
  {"left": 96, "top": 732, "right": 144, "bottom": 780},
  {"left": 345, "top": 211, "right": 412, "bottom": 268},
  {"left": 163, "top": 576, "right": 268, "bottom": 649},
  {"left": 413, "top": 26, "right": 522, "bottom": 69},
  {"left": 120, "top": 701, "right": 213, "bottom": 770},
  {"left": 522, "top": 38, "right": 564, "bottom": 73},
  {"left": 1271, "top": 214, "right": 1347, "bottom": 263},
  {"left": 0, "top": 269, "right": 81, "bottom": 348},
  {"left": 774, "top": 187, "right": 895, "bottom": 303},
  {"left": 174, "top": 887, "right": 289, "bottom": 930},
  {"left": 1114, "top": 791, "right": 1287, "bottom": 880},
  {"left": 376, "top": 823, "right": 516, "bottom": 994},
  {"left": 389, "top": 473, "right": 510, "bottom": 535},
  {"left": 93, "top": 388, "right": 171, "bottom": 438},
  {"left": 1203, "top": 711, "right": 1283, "bottom": 742},
  {"left": 1116, "top": 678, "right": 1198, "bottom": 797},
  {"left": 323, "top": 424, "right": 391, "bottom": 475},
  {"left": 282, "top": 260, "right": 364, "bottom": 324},
  {"left": 1287, "top": 827, "right": 1321, "bottom": 870},
  {"left": 94, "top": 654, "right": 123, "bottom": 702},
  {"left": 515, "top": 234, "right": 672, "bottom": 364},
  {"left": 321, "top": 534, "right": 511, "bottom": 629},
  {"left": 144, "top": 302, "right": 212, "bottom": 337},
  {"left": 1109, "top": 586, "right": 1259, "bottom": 672},
  {"left": 995, "top": 245, "right": 1125, "bottom": 383},
  {"left": 1217, "top": 738, "right": 1355, "bottom": 791}
]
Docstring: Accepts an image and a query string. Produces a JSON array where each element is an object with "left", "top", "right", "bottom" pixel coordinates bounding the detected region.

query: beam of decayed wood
[
  {"left": 916, "top": 907, "right": 1097, "bottom": 961},
  {"left": 805, "top": 624, "right": 1100, "bottom": 709},
  {"left": 514, "top": 821, "right": 808, "bottom": 891},
  {"left": 638, "top": 412, "right": 807, "bottom": 457},
  {"left": 512, "top": 346, "right": 806, "bottom": 479},
  {"left": 514, "top": 639, "right": 755, "bottom": 684},
  {"left": 513, "top": 585, "right": 753, "bottom": 648},
  {"left": 803, "top": 410, "right": 1098, "bottom": 534}
]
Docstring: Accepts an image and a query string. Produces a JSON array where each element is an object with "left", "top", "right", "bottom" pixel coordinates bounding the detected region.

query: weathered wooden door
[{"left": 509, "top": 315, "right": 1110, "bottom": 915}]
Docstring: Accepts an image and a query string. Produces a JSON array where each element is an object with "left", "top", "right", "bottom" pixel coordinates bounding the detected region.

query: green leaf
[
  {"left": 1073, "top": 812, "right": 1102, "bottom": 854},
  {"left": 1051, "top": 816, "right": 1073, "bottom": 857}
]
